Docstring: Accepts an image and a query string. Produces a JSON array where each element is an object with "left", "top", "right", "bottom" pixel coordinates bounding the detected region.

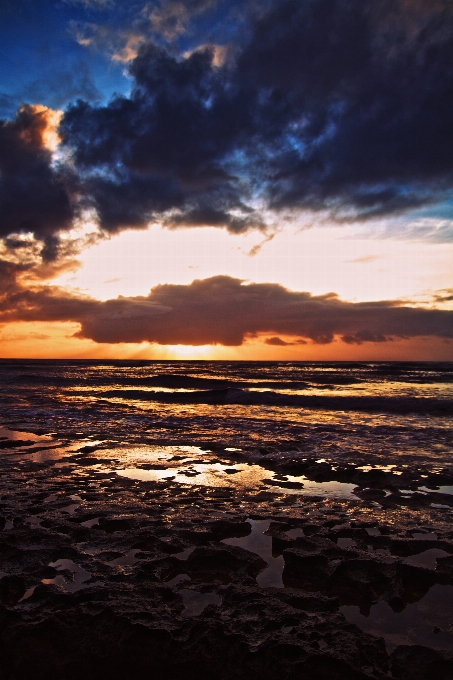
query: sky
[{"left": 0, "top": 0, "right": 452, "bottom": 360}]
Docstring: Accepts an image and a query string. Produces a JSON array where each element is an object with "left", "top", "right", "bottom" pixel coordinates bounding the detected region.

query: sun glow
[
  {"left": 51, "top": 221, "right": 453, "bottom": 304},
  {"left": 9, "top": 215, "right": 449, "bottom": 361},
  {"left": 1, "top": 322, "right": 450, "bottom": 361}
]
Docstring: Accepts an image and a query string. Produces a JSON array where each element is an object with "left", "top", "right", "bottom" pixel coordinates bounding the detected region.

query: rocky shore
[{"left": 1, "top": 430, "right": 453, "bottom": 680}]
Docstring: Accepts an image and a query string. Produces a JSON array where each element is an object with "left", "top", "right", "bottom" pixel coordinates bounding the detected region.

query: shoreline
[{"left": 1, "top": 428, "right": 452, "bottom": 679}]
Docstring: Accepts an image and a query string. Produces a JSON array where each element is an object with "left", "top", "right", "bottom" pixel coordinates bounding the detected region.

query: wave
[{"left": 96, "top": 388, "right": 453, "bottom": 415}]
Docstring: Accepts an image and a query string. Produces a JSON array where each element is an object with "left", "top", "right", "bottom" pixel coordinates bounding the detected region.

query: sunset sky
[{"left": 0, "top": 0, "right": 452, "bottom": 360}]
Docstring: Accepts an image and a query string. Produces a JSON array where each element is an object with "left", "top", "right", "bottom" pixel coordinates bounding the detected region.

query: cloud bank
[{"left": 2, "top": 265, "right": 452, "bottom": 346}]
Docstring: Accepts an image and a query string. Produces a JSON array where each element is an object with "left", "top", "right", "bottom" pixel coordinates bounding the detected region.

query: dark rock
[
  {"left": 0, "top": 575, "right": 26, "bottom": 606},
  {"left": 184, "top": 544, "right": 267, "bottom": 584},
  {"left": 324, "top": 559, "right": 437, "bottom": 612},
  {"left": 389, "top": 538, "right": 452, "bottom": 557},
  {"left": 96, "top": 517, "right": 134, "bottom": 532},
  {"left": 0, "top": 440, "right": 35, "bottom": 449},
  {"left": 206, "top": 519, "right": 251, "bottom": 539},
  {"left": 436, "top": 554, "right": 453, "bottom": 577},
  {"left": 132, "top": 534, "right": 186, "bottom": 554},
  {"left": 283, "top": 552, "right": 334, "bottom": 590},
  {"left": 390, "top": 645, "right": 453, "bottom": 680}
]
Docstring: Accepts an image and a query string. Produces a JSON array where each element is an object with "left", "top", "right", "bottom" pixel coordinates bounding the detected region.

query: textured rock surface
[{"left": 1, "top": 432, "right": 453, "bottom": 679}]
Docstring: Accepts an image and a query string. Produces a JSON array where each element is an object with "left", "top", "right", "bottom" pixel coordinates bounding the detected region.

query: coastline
[{"left": 1, "top": 361, "right": 452, "bottom": 679}]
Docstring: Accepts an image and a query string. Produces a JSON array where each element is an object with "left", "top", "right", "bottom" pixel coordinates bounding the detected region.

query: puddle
[
  {"left": 24, "top": 516, "right": 44, "bottom": 528},
  {"left": 180, "top": 589, "right": 221, "bottom": 616},
  {"left": 117, "top": 461, "right": 267, "bottom": 488},
  {"left": 174, "top": 547, "right": 196, "bottom": 560},
  {"left": 19, "top": 586, "right": 37, "bottom": 602},
  {"left": 0, "top": 427, "right": 53, "bottom": 443},
  {"left": 419, "top": 486, "right": 453, "bottom": 496},
  {"left": 357, "top": 465, "right": 397, "bottom": 473},
  {"left": 114, "top": 446, "right": 358, "bottom": 500},
  {"left": 117, "top": 464, "right": 358, "bottom": 498},
  {"left": 411, "top": 532, "right": 437, "bottom": 540},
  {"left": 403, "top": 549, "right": 451, "bottom": 570},
  {"left": 166, "top": 574, "right": 191, "bottom": 586},
  {"left": 366, "top": 528, "right": 380, "bottom": 536},
  {"left": 42, "top": 558, "right": 94, "bottom": 593},
  {"left": 60, "top": 504, "right": 80, "bottom": 515},
  {"left": 337, "top": 537, "right": 356, "bottom": 549},
  {"left": 0, "top": 427, "right": 72, "bottom": 462},
  {"left": 341, "top": 584, "right": 453, "bottom": 653},
  {"left": 222, "top": 519, "right": 284, "bottom": 588},
  {"left": 0, "top": 427, "right": 104, "bottom": 462},
  {"left": 107, "top": 549, "right": 141, "bottom": 568},
  {"left": 81, "top": 517, "right": 99, "bottom": 528}
]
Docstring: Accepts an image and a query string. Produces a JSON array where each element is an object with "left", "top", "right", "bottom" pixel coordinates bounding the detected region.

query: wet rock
[
  {"left": 325, "top": 560, "right": 437, "bottom": 611},
  {"left": 0, "top": 440, "right": 35, "bottom": 449},
  {"left": 286, "top": 535, "right": 360, "bottom": 560},
  {"left": 96, "top": 517, "right": 134, "bottom": 532},
  {"left": 436, "top": 555, "right": 453, "bottom": 577},
  {"left": 0, "top": 599, "right": 390, "bottom": 680},
  {"left": 174, "top": 519, "right": 251, "bottom": 545},
  {"left": 303, "top": 463, "right": 334, "bottom": 482},
  {"left": 389, "top": 538, "right": 453, "bottom": 557},
  {"left": 183, "top": 544, "right": 267, "bottom": 584},
  {"left": 1, "top": 420, "right": 452, "bottom": 679},
  {"left": 206, "top": 518, "right": 250, "bottom": 539},
  {"left": 272, "top": 588, "right": 338, "bottom": 613},
  {"left": 283, "top": 552, "right": 334, "bottom": 590},
  {"left": 137, "top": 556, "right": 186, "bottom": 582},
  {"left": 218, "top": 585, "right": 389, "bottom": 679},
  {"left": 325, "top": 559, "right": 395, "bottom": 610},
  {"left": 260, "top": 522, "right": 301, "bottom": 553},
  {"left": 365, "top": 535, "right": 392, "bottom": 550},
  {"left": 354, "top": 488, "right": 387, "bottom": 501},
  {"left": 390, "top": 645, "right": 453, "bottom": 680},
  {"left": 263, "top": 479, "right": 305, "bottom": 490},
  {"left": 132, "top": 533, "right": 186, "bottom": 554},
  {"left": 0, "top": 575, "right": 26, "bottom": 606},
  {"left": 425, "top": 471, "right": 453, "bottom": 487}
]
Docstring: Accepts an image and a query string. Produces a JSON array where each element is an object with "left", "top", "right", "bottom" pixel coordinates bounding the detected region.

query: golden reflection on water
[{"left": 112, "top": 445, "right": 358, "bottom": 498}]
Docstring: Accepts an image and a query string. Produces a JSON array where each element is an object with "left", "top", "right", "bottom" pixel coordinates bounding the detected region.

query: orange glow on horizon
[{"left": 1, "top": 322, "right": 452, "bottom": 361}]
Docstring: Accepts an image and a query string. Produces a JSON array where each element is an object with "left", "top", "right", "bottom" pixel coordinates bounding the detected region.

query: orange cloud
[{"left": 17, "top": 104, "right": 63, "bottom": 152}]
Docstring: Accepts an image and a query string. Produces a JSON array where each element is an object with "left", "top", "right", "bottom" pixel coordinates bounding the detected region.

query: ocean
[{"left": 1, "top": 359, "right": 452, "bottom": 464}]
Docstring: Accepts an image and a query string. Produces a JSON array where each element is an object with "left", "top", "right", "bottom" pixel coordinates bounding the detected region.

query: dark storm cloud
[
  {"left": 2, "top": 271, "right": 452, "bottom": 346},
  {"left": 58, "top": 0, "right": 453, "bottom": 235},
  {"left": 2, "top": 0, "right": 452, "bottom": 253},
  {"left": 61, "top": 43, "right": 263, "bottom": 234},
  {"left": 0, "top": 105, "right": 77, "bottom": 260},
  {"left": 239, "top": 0, "right": 453, "bottom": 219}
]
